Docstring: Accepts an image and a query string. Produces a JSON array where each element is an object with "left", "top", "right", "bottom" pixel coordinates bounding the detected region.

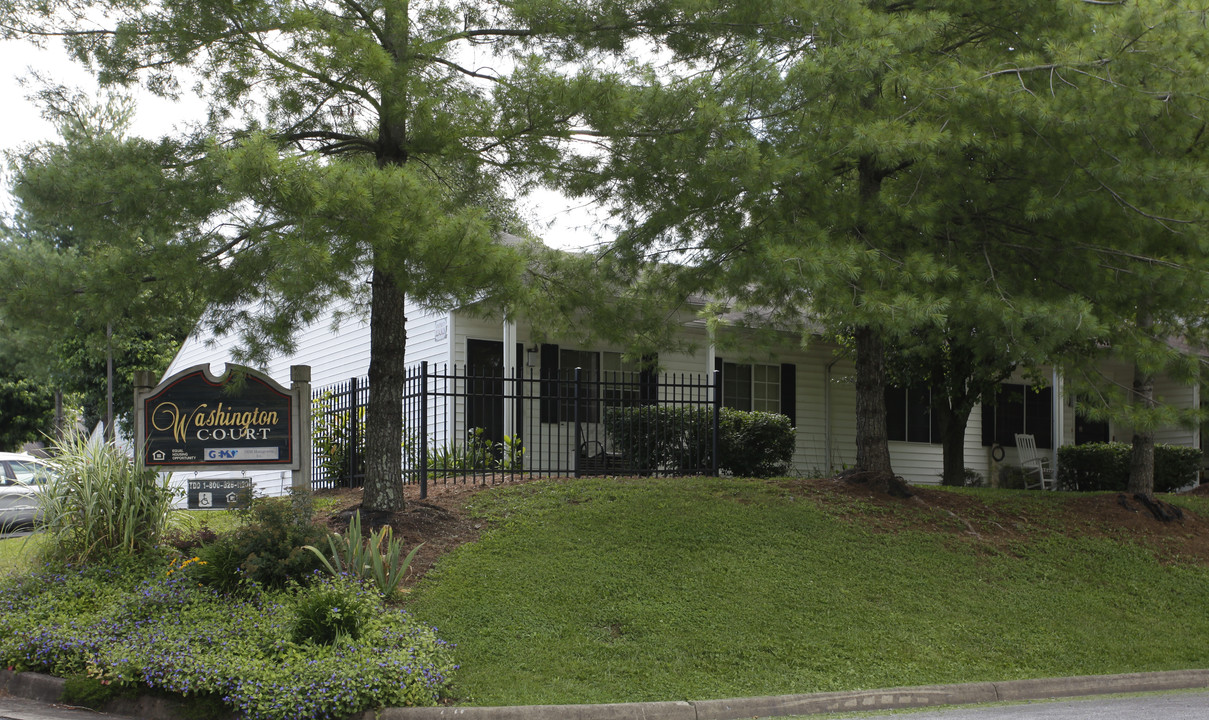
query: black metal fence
[
  {"left": 311, "top": 363, "right": 721, "bottom": 495},
  {"left": 311, "top": 377, "right": 369, "bottom": 490}
]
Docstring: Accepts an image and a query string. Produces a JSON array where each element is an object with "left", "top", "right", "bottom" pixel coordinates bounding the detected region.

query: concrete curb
[
  {"left": 0, "top": 669, "right": 201, "bottom": 719},
  {"left": 0, "top": 669, "right": 64, "bottom": 704},
  {"left": 2, "top": 668, "right": 1207, "bottom": 720},
  {"left": 371, "top": 670, "right": 1209, "bottom": 720}
]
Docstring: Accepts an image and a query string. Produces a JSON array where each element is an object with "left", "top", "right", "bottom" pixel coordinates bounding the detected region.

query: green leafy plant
[
  {"left": 291, "top": 574, "right": 376, "bottom": 644},
  {"left": 312, "top": 390, "right": 366, "bottom": 485},
  {"left": 37, "top": 430, "right": 178, "bottom": 564},
  {"left": 62, "top": 673, "right": 122, "bottom": 709},
  {"left": 426, "top": 428, "right": 525, "bottom": 475},
  {"left": 499, "top": 433, "right": 525, "bottom": 471},
  {"left": 1057, "top": 442, "right": 1202, "bottom": 492},
  {"left": 193, "top": 491, "right": 329, "bottom": 593},
  {"left": 604, "top": 406, "right": 794, "bottom": 477},
  {"left": 304, "top": 511, "right": 422, "bottom": 598},
  {"left": 0, "top": 560, "right": 456, "bottom": 720}
]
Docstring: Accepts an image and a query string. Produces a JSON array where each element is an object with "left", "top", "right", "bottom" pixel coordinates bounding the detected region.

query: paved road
[
  {"left": 825, "top": 689, "right": 1209, "bottom": 720},
  {"left": 0, "top": 695, "right": 138, "bottom": 720}
]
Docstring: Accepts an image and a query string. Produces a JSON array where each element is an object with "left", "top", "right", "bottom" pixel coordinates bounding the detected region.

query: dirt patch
[
  {"left": 779, "top": 476, "right": 1209, "bottom": 564},
  {"left": 314, "top": 476, "right": 1209, "bottom": 587}
]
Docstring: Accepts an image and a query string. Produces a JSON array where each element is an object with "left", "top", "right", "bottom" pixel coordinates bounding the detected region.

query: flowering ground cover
[{"left": 0, "top": 560, "right": 456, "bottom": 720}]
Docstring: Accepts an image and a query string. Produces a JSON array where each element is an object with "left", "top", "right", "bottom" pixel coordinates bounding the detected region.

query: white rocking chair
[{"left": 1015, "top": 433, "right": 1056, "bottom": 490}]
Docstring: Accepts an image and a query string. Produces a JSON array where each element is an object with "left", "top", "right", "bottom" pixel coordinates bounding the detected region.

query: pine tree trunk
[
  {"left": 362, "top": 264, "right": 408, "bottom": 513},
  {"left": 1127, "top": 363, "right": 1156, "bottom": 496},
  {"left": 361, "top": 0, "right": 410, "bottom": 515},
  {"left": 854, "top": 325, "right": 894, "bottom": 479},
  {"left": 938, "top": 403, "right": 972, "bottom": 487}
]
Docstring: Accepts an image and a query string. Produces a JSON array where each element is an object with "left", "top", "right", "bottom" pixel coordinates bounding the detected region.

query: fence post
[
  {"left": 573, "top": 367, "right": 582, "bottom": 478},
  {"left": 712, "top": 369, "right": 721, "bottom": 477},
  {"left": 348, "top": 377, "right": 359, "bottom": 488},
  {"left": 420, "top": 361, "right": 429, "bottom": 500}
]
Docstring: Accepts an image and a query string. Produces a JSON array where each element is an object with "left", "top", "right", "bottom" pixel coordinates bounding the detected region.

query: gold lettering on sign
[
  {"left": 190, "top": 403, "right": 279, "bottom": 431},
  {"left": 151, "top": 401, "right": 281, "bottom": 444},
  {"left": 151, "top": 402, "right": 189, "bottom": 443}
]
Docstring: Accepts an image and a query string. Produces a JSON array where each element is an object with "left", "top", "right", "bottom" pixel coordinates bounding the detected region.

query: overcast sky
[{"left": 0, "top": 36, "right": 607, "bottom": 249}]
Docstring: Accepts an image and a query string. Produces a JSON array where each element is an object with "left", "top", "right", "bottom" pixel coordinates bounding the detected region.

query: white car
[{"left": 0, "top": 452, "right": 56, "bottom": 531}]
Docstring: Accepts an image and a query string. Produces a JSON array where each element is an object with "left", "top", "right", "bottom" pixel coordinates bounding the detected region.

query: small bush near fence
[
  {"left": 313, "top": 391, "right": 366, "bottom": 484},
  {"left": 1057, "top": 442, "right": 1201, "bottom": 492},
  {"left": 604, "top": 407, "right": 794, "bottom": 478}
]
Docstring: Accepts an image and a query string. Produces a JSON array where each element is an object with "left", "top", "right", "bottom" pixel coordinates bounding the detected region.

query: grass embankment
[{"left": 406, "top": 477, "right": 1209, "bottom": 707}]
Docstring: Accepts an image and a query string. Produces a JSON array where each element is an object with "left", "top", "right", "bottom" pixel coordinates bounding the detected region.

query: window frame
[
  {"left": 884, "top": 383, "right": 941, "bottom": 445},
  {"left": 541, "top": 346, "right": 653, "bottom": 424},
  {"left": 720, "top": 361, "right": 781, "bottom": 415},
  {"left": 981, "top": 382, "right": 1054, "bottom": 449}
]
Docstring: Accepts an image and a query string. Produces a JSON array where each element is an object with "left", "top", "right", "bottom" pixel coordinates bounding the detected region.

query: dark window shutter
[
  {"left": 540, "top": 344, "right": 560, "bottom": 423},
  {"left": 998, "top": 384, "right": 1025, "bottom": 447},
  {"left": 780, "top": 363, "right": 796, "bottom": 425},
  {"left": 981, "top": 393, "right": 996, "bottom": 447},
  {"left": 640, "top": 353, "right": 659, "bottom": 406},
  {"left": 906, "top": 384, "right": 932, "bottom": 444},
  {"left": 886, "top": 385, "right": 907, "bottom": 442},
  {"left": 1028, "top": 386, "right": 1054, "bottom": 449},
  {"left": 929, "top": 390, "right": 943, "bottom": 445}
]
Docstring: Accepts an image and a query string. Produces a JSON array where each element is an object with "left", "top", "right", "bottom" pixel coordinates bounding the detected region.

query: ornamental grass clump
[
  {"left": 37, "top": 431, "right": 177, "bottom": 564},
  {"left": 305, "top": 510, "right": 422, "bottom": 598}
]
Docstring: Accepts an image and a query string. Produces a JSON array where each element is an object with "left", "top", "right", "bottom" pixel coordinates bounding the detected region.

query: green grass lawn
[
  {"left": 0, "top": 507, "right": 245, "bottom": 575},
  {"left": 405, "top": 477, "right": 1209, "bottom": 707},
  {"left": 0, "top": 533, "right": 44, "bottom": 573}
]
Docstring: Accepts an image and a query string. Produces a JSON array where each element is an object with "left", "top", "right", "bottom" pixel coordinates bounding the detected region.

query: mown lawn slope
[{"left": 405, "top": 476, "right": 1209, "bottom": 706}]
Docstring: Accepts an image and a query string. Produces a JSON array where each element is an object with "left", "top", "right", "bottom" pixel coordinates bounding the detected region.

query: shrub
[
  {"left": 603, "top": 406, "right": 714, "bottom": 472},
  {"left": 162, "top": 524, "right": 220, "bottom": 554},
  {"left": 959, "top": 468, "right": 985, "bottom": 487},
  {"left": 996, "top": 465, "right": 1030, "bottom": 490},
  {"left": 37, "top": 431, "right": 177, "bottom": 564},
  {"left": 193, "top": 490, "right": 329, "bottom": 593},
  {"left": 717, "top": 408, "right": 795, "bottom": 478},
  {"left": 192, "top": 538, "right": 251, "bottom": 595},
  {"left": 1057, "top": 442, "right": 1201, "bottom": 492},
  {"left": 603, "top": 406, "right": 794, "bottom": 477},
  {"left": 291, "top": 574, "right": 377, "bottom": 644},
  {"left": 312, "top": 391, "right": 366, "bottom": 485}
]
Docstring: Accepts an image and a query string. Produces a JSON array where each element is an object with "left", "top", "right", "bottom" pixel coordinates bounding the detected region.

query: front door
[{"left": 466, "top": 339, "right": 505, "bottom": 447}]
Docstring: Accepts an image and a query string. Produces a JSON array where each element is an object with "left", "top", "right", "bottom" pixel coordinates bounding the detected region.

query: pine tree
[
  {"left": 2, "top": 1, "right": 630, "bottom": 511},
  {"left": 548, "top": 0, "right": 1209, "bottom": 489}
]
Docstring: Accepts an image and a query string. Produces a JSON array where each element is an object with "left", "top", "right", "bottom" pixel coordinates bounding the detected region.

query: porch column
[
  {"left": 503, "top": 317, "right": 517, "bottom": 439},
  {"left": 1052, "top": 367, "right": 1064, "bottom": 478}
]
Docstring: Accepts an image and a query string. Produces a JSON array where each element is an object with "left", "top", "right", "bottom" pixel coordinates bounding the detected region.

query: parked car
[{"left": 0, "top": 452, "right": 56, "bottom": 531}]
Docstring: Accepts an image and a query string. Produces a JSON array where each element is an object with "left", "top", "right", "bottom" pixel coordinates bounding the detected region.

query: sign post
[{"left": 134, "top": 364, "right": 312, "bottom": 506}]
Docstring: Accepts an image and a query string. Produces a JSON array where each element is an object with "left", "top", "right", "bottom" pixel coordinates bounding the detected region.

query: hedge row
[
  {"left": 1056, "top": 442, "right": 1201, "bottom": 492},
  {"left": 603, "top": 406, "right": 794, "bottom": 478}
]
